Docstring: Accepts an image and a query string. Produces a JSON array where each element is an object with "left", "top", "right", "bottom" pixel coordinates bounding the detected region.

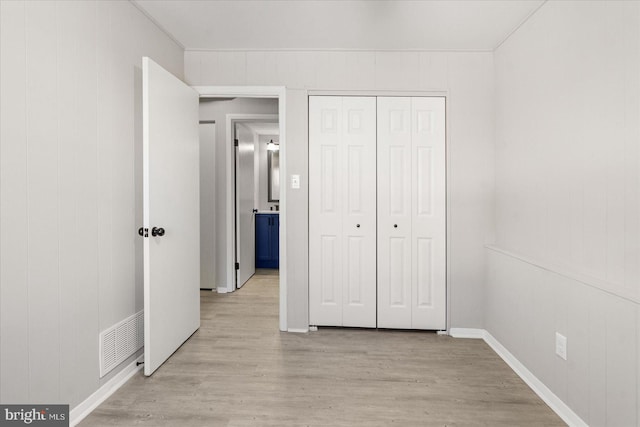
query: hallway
[{"left": 80, "top": 271, "right": 563, "bottom": 426}]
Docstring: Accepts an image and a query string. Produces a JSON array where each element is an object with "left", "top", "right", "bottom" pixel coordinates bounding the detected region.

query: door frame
[
  {"left": 307, "top": 90, "right": 451, "bottom": 332},
  {"left": 228, "top": 115, "right": 279, "bottom": 290},
  {"left": 194, "top": 86, "right": 287, "bottom": 332}
]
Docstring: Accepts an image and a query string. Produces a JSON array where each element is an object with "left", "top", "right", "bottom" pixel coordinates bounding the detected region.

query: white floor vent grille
[{"left": 99, "top": 310, "right": 144, "bottom": 378}]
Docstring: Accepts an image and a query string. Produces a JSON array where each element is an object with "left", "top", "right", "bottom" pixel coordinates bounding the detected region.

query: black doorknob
[
  {"left": 152, "top": 227, "right": 165, "bottom": 237},
  {"left": 356, "top": 224, "right": 361, "bottom": 228},
  {"left": 394, "top": 224, "right": 398, "bottom": 228}
]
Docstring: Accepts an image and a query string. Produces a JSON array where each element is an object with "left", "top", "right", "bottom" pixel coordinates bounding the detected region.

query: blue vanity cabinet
[{"left": 255, "top": 213, "right": 279, "bottom": 268}]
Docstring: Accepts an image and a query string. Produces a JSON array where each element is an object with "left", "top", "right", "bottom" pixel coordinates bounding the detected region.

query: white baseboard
[
  {"left": 70, "top": 355, "right": 143, "bottom": 426},
  {"left": 482, "top": 332, "right": 587, "bottom": 427},
  {"left": 450, "top": 329, "right": 587, "bottom": 427},
  {"left": 216, "top": 286, "right": 229, "bottom": 294},
  {"left": 287, "top": 328, "right": 308, "bottom": 333},
  {"left": 449, "top": 328, "right": 485, "bottom": 339}
]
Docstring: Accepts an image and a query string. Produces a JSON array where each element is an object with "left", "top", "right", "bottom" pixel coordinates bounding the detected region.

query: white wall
[
  {"left": 489, "top": 1, "right": 640, "bottom": 425},
  {"left": 185, "top": 49, "right": 495, "bottom": 330},
  {"left": 198, "top": 98, "right": 279, "bottom": 289},
  {"left": 0, "top": 0, "right": 183, "bottom": 407},
  {"left": 200, "top": 122, "right": 216, "bottom": 289}
]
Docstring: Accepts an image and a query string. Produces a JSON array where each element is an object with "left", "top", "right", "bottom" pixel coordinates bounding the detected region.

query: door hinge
[
  {"left": 234, "top": 139, "right": 239, "bottom": 147},
  {"left": 235, "top": 262, "right": 240, "bottom": 270}
]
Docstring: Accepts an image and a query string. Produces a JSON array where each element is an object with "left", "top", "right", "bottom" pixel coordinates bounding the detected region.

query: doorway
[
  {"left": 195, "top": 87, "right": 287, "bottom": 332},
  {"left": 232, "top": 119, "right": 280, "bottom": 289}
]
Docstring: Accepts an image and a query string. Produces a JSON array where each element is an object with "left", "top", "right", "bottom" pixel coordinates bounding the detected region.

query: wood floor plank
[{"left": 80, "top": 271, "right": 565, "bottom": 426}]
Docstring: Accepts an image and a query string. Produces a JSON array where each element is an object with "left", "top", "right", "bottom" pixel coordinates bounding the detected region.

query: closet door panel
[
  {"left": 311, "top": 95, "right": 446, "bottom": 331},
  {"left": 309, "top": 96, "right": 343, "bottom": 326},
  {"left": 342, "top": 97, "right": 376, "bottom": 327},
  {"left": 411, "top": 97, "right": 446, "bottom": 329},
  {"left": 377, "top": 97, "right": 412, "bottom": 328}
]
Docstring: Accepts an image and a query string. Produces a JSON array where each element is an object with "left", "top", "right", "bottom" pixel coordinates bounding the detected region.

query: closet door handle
[
  {"left": 356, "top": 224, "right": 360, "bottom": 228},
  {"left": 393, "top": 224, "right": 398, "bottom": 228}
]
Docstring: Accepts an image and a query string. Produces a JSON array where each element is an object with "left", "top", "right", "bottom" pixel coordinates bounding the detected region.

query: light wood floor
[{"left": 80, "top": 270, "right": 564, "bottom": 426}]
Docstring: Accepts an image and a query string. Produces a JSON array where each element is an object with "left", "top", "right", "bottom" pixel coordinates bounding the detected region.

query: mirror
[{"left": 268, "top": 148, "right": 280, "bottom": 202}]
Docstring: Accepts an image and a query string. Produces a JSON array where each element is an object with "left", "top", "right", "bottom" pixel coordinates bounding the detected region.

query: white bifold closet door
[
  {"left": 377, "top": 97, "right": 446, "bottom": 329},
  {"left": 309, "top": 96, "right": 377, "bottom": 327}
]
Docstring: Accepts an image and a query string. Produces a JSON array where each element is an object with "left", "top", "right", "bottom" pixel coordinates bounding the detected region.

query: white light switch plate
[
  {"left": 291, "top": 174, "right": 300, "bottom": 189},
  {"left": 555, "top": 332, "right": 567, "bottom": 360}
]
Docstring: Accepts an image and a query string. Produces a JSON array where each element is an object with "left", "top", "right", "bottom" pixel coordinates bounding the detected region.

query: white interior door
[
  {"left": 235, "top": 123, "right": 256, "bottom": 288},
  {"left": 410, "top": 97, "right": 446, "bottom": 329},
  {"left": 341, "top": 97, "right": 377, "bottom": 327},
  {"left": 309, "top": 96, "right": 343, "bottom": 326},
  {"left": 143, "top": 57, "right": 200, "bottom": 376},
  {"left": 309, "top": 96, "right": 376, "bottom": 328},
  {"left": 378, "top": 97, "right": 446, "bottom": 330},
  {"left": 377, "top": 97, "right": 413, "bottom": 329}
]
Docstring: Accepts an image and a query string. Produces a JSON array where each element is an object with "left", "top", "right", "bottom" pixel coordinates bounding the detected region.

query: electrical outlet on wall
[{"left": 555, "top": 332, "right": 567, "bottom": 360}]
